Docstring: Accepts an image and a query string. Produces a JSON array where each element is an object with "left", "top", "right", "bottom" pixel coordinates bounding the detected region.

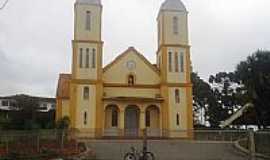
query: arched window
[
  {"left": 84, "top": 112, "right": 87, "bottom": 125},
  {"left": 92, "top": 48, "right": 96, "bottom": 68},
  {"left": 173, "top": 16, "right": 179, "bottom": 34},
  {"left": 168, "top": 52, "right": 172, "bottom": 72},
  {"left": 83, "top": 87, "right": 89, "bottom": 100},
  {"left": 180, "top": 52, "right": 184, "bottom": 72},
  {"left": 175, "top": 89, "right": 180, "bottom": 103},
  {"left": 86, "top": 11, "right": 91, "bottom": 31},
  {"left": 145, "top": 110, "right": 150, "bottom": 127},
  {"left": 176, "top": 113, "right": 180, "bottom": 126},
  {"left": 175, "top": 52, "right": 179, "bottom": 72},
  {"left": 86, "top": 48, "right": 90, "bottom": 68},
  {"left": 111, "top": 107, "right": 118, "bottom": 127},
  {"left": 79, "top": 48, "right": 83, "bottom": 68},
  {"left": 128, "top": 75, "right": 135, "bottom": 85}
]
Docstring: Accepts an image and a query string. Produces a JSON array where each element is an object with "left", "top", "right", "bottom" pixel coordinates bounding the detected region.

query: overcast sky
[{"left": 0, "top": 0, "right": 269, "bottom": 97}]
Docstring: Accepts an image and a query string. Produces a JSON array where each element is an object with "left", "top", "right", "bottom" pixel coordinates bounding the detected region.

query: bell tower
[
  {"left": 70, "top": 0, "right": 103, "bottom": 136},
  {"left": 157, "top": 0, "right": 193, "bottom": 137},
  {"left": 72, "top": 0, "right": 103, "bottom": 80}
]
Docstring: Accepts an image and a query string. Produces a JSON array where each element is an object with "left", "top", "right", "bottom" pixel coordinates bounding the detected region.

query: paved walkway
[{"left": 85, "top": 140, "right": 258, "bottom": 160}]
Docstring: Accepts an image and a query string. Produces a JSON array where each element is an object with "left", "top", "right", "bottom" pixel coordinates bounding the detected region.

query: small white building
[{"left": 0, "top": 95, "right": 56, "bottom": 112}]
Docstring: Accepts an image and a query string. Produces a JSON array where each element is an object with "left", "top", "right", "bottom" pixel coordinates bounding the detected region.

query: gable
[{"left": 103, "top": 47, "right": 160, "bottom": 85}]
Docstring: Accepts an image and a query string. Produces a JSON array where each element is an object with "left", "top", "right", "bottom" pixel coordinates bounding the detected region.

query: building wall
[
  {"left": 75, "top": 84, "right": 96, "bottom": 129},
  {"left": 158, "top": 11, "right": 189, "bottom": 46},
  {"left": 166, "top": 47, "right": 187, "bottom": 83},
  {"left": 168, "top": 87, "right": 187, "bottom": 130},
  {"left": 61, "top": 100, "right": 70, "bottom": 118},
  {"left": 74, "top": 4, "right": 102, "bottom": 41},
  {"left": 73, "top": 42, "right": 98, "bottom": 80}
]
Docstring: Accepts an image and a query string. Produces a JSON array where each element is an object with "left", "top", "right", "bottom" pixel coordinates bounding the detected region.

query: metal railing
[
  {"left": 0, "top": 129, "right": 80, "bottom": 159},
  {"left": 76, "top": 128, "right": 249, "bottom": 141}
]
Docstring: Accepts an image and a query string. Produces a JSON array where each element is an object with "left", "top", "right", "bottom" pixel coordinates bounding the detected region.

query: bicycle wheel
[
  {"left": 145, "top": 152, "right": 155, "bottom": 160},
  {"left": 124, "top": 153, "right": 136, "bottom": 160}
]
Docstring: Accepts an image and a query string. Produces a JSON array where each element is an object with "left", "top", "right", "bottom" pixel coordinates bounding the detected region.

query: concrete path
[{"left": 85, "top": 140, "right": 258, "bottom": 160}]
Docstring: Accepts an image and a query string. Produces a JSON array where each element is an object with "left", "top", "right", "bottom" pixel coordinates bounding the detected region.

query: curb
[{"left": 234, "top": 138, "right": 270, "bottom": 160}]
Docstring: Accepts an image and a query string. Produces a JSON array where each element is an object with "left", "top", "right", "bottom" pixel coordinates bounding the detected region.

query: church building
[{"left": 56, "top": 0, "right": 193, "bottom": 138}]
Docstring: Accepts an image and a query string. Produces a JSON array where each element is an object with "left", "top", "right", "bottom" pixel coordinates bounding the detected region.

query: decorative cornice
[
  {"left": 103, "top": 97, "right": 164, "bottom": 103},
  {"left": 157, "top": 44, "right": 191, "bottom": 54},
  {"left": 72, "top": 40, "right": 104, "bottom": 44},
  {"left": 161, "top": 83, "right": 192, "bottom": 87},
  {"left": 103, "top": 83, "right": 160, "bottom": 89},
  {"left": 71, "top": 79, "right": 99, "bottom": 84}
]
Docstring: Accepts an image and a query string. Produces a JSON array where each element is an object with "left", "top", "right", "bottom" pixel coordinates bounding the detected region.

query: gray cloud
[{"left": 0, "top": 0, "right": 269, "bottom": 97}]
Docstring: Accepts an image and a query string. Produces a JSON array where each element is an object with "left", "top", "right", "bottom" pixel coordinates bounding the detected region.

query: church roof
[
  {"left": 76, "top": 0, "right": 101, "bottom": 5},
  {"left": 103, "top": 47, "right": 160, "bottom": 74},
  {"left": 160, "top": 0, "right": 187, "bottom": 12}
]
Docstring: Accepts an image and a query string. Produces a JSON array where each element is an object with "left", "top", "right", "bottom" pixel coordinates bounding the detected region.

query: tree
[
  {"left": 0, "top": 0, "right": 9, "bottom": 10},
  {"left": 208, "top": 72, "right": 249, "bottom": 128},
  {"left": 13, "top": 94, "right": 40, "bottom": 129},
  {"left": 56, "top": 116, "right": 70, "bottom": 129},
  {"left": 0, "top": 113, "right": 11, "bottom": 130},
  {"left": 235, "top": 50, "right": 270, "bottom": 129},
  {"left": 192, "top": 72, "right": 222, "bottom": 128}
]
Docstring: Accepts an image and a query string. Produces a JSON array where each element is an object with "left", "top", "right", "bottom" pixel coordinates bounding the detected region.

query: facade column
[
  {"left": 139, "top": 105, "right": 146, "bottom": 137},
  {"left": 140, "top": 111, "right": 146, "bottom": 129},
  {"left": 159, "top": 105, "right": 163, "bottom": 137},
  {"left": 119, "top": 106, "right": 125, "bottom": 136}
]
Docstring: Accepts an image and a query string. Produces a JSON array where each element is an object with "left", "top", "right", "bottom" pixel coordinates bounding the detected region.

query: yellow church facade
[{"left": 56, "top": 0, "right": 193, "bottom": 138}]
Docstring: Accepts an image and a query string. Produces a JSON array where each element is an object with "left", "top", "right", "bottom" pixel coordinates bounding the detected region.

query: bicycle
[
  {"left": 124, "top": 146, "right": 155, "bottom": 160},
  {"left": 124, "top": 129, "right": 155, "bottom": 160}
]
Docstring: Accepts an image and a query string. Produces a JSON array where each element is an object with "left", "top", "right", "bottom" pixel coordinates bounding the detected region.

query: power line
[{"left": 0, "top": 0, "right": 9, "bottom": 10}]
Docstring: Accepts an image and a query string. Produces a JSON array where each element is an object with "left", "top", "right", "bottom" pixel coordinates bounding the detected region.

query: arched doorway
[
  {"left": 104, "top": 104, "right": 119, "bottom": 136},
  {"left": 145, "top": 105, "right": 160, "bottom": 137},
  {"left": 125, "top": 105, "right": 140, "bottom": 137}
]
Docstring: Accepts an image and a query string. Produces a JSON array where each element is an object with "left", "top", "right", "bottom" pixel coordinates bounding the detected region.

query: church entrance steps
[{"left": 84, "top": 140, "right": 252, "bottom": 160}]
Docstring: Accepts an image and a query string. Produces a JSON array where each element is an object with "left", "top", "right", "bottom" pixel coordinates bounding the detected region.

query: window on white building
[{"left": 1, "top": 100, "right": 8, "bottom": 106}]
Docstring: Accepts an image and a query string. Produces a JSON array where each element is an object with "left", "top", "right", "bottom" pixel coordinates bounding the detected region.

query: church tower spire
[
  {"left": 157, "top": 0, "right": 193, "bottom": 137},
  {"left": 70, "top": 0, "right": 103, "bottom": 132},
  {"left": 72, "top": 0, "right": 103, "bottom": 80}
]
